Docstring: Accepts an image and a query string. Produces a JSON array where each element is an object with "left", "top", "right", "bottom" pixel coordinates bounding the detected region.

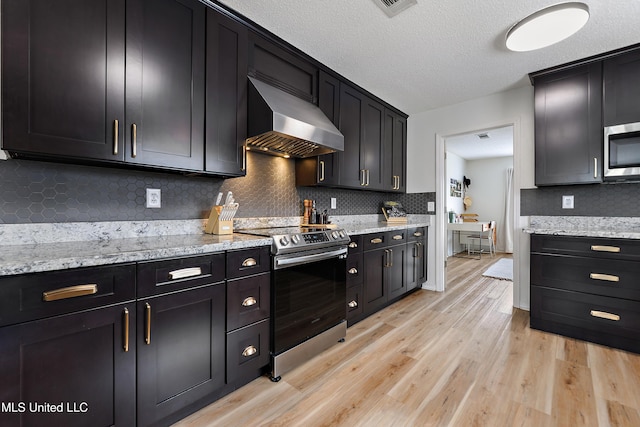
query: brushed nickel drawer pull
[
  {"left": 320, "top": 160, "right": 325, "bottom": 182},
  {"left": 242, "top": 296, "right": 257, "bottom": 307},
  {"left": 413, "top": 232, "right": 423, "bottom": 237},
  {"left": 392, "top": 234, "right": 403, "bottom": 240},
  {"left": 242, "top": 345, "right": 257, "bottom": 357},
  {"left": 590, "top": 310, "right": 620, "bottom": 321},
  {"left": 348, "top": 268, "right": 358, "bottom": 275},
  {"left": 370, "top": 238, "right": 383, "bottom": 244},
  {"left": 132, "top": 123, "right": 137, "bottom": 158},
  {"left": 348, "top": 300, "right": 358, "bottom": 308},
  {"left": 168, "top": 267, "right": 202, "bottom": 280},
  {"left": 113, "top": 119, "right": 119, "bottom": 155},
  {"left": 591, "top": 245, "right": 620, "bottom": 253},
  {"left": 145, "top": 302, "right": 151, "bottom": 345},
  {"left": 43, "top": 284, "right": 98, "bottom": 302},
  {"left": 241, "top": 258, "right": 257, "bottom": 267},
  {"left": 348, "top": 242, "right": 358, "bottom": 248},
  {"left": 123, "top": 308, "right": 130, "bottom": 352},
  {"left": 590, "top": 273, "right": 620, "bottom": 282}
]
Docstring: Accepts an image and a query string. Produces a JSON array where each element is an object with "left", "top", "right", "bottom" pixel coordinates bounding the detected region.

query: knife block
[{"left": 205, "top": 206, "right": 233, "bottom": 235}]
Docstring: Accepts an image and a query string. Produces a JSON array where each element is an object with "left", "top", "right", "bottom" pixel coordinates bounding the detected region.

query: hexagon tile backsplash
[{"left": 0, "top": 153, "right": 434, "bottom": 224}]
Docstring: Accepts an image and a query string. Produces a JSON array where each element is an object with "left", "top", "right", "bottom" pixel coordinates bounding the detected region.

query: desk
[{"left": 447, "top": 222, "right": 492, "bottom": 259}]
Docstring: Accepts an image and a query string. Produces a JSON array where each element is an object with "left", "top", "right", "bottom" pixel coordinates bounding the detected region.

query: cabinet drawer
[
  {"left": 387, "top": 230, "right": 407, "bottom": 245},
  {"left": 408, "top": 227, "right": 426, "bottom": 242},
  {"left": 227, "top": 273, "right": 270, "bottom": 331},
  {"left": 531, "top": 286, "right": 640, "bottom": 352},
  {"left": 226, "top": 319, "right": 270, "bottom": 383},
  {"left": 346, "top": 253, "right": 363, "bottom": 287},
  {"left": 346, "top": 284, "right": 363, "bottom": 323},
  {"left": 0, "top": 264, "right": 135, "bottom": 327},
  {"left": 531, "top": 254, "right": 640, "bottom": 301},
  {"left": 347, "top": 235, "right": 363, "bottom": 255},
  {"left": 363, "top": 232, "right": 388, "bottom": 251},
  {"left": 137, "top": 253, "right": 225, "bottom": 297},
  {"left": 226, "top": 246, "right": 270, "bottom": 279},
  {"left": 531, "top": 234, "right": 640, "bottom": 261}
]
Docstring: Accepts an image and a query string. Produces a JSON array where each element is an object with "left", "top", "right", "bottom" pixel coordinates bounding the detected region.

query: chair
[{"left": 467, "top": 221, "right": 496, "bottom": 257}]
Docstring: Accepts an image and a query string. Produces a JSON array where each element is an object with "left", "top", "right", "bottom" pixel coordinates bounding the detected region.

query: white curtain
[{"left": 503, "top": 168, "right": 514, "bottom": 253}]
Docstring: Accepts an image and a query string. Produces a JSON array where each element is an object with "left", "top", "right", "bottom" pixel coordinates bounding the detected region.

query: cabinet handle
[
  {"left": 370, "top": 238, "right": 383, "bottom": 244},
  {"left": 132, "top": 123, "right": 137, "bottom": 158},
  {"left": 348, "top": 300, "right": 358, "bottom": 308},
  {"left": 348, "top": 241, "right": 358, "bottom": 248},
  {"left": 591, "top": 245, "right": 620, "bottom": 253},
  {"left": 413, "top": 232, "right": 423, "bottom": 237},
  {"left": 366, "top": 169, "right": 370, "bottom": 186},
  {"left": 319, "top": 160, "right": 325, "bottom": 182},
  {"left": 168, "top": 267, "right": 202, "bottom": 280},
  {"left": 392, "top": 234, "right": 403, "bottom": 241},
  {"left": 590, "top": 310, "right": 620, "bottom": 321},
  {"left": 242, "top": 345, "right": 257, "bottom": 357},
  {"left": 145, "top": 302, "right": 151, "bottom": 345},
  {"left": 388, "top": 249, "right": 393, "bottom": 267},
  {"left": 123, "top": 308, "right": 130, "bottom": 352},
  {"left": 348, "top": 268, "right": 358, "bottom": 274},
  {"left": 594, "top": 157, "right": 598, "bottom": 179},
  {"left": 241, "top": 258, "right": 257, "bottom": 267},
  {"left": 242, "top": 296, "right": 257, "bottom": 307},
  {"left": 360, "top": 169, "right": 366, "bottom": 186},
  {"left": 242, "top": 145, "right": 247, "bottom": 172},
  {"left": 396, "top": 175, "right": 401, "bottom": 190},
  {"left": 417, "top": 242, "right": 423, "bottom": 258},
  {"left": 42, "top": 284, "right": 98, "bottom": 302},
  {"left": 113, "top": 119, "right": 119, "bottom": 155},
  {"left": 589, "top": 273, "right": 620, "bottom": 282}
]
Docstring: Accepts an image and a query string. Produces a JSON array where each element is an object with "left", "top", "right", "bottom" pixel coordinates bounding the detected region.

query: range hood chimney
[{"left": 247, "top": 77, "right": 344, "bottom": 158}]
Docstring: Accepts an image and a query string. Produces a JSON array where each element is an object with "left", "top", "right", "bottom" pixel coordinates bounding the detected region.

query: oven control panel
[{"left": 272, "top": 228, "right": 349, "bottom": 254}]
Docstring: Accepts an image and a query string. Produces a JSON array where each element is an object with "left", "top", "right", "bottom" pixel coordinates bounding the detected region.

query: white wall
[
  {"left": 406, "top": 85, "right": 535, "bottom": 310},
  {"left": 465, "top": 156, "right": 513, "bottom": 252}
]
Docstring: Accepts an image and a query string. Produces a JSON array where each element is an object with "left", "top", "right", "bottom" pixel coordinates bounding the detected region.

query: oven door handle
[{"left": 274, "top": 247, "right": 348, "bottom": 269}]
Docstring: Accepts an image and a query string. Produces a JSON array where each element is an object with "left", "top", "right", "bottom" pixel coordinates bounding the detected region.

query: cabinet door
[
  {"left": 387, "top": 245, "right": 408, "bottom": 300},
  {"left": 604, "top": 49, "right": 640, "bottom": 126},
  {"left": 338, "top": 83, "right": 366, "bottom": 188},
  {"left": 1, "top": 0, "right": 126, "bottom": 161},
  {"left": 361, "top": 97, "right": 385, "bottom": 190},
  {"left": 136, "top": 283, "right": 225, "bottom": 426},
  {"left": 384, "top": 109, "right": 407, "bottom": 192},
  {"left": 316, "top": 71, "right": 341, "bottom": 185},
  {"left": 125, "top": 0, "right": 205, "bottom": 171},
  {"left": 205, "top": 9, "right": 248, "bottom": 176},
  {"left": 0, "top": 303, "right": 135, "bottom": 427},
  {"left": 363, "top": 248, "right": 388, "bottom": 315},
  {"left": 534, "top": 63, "right": 603, "bottom": 185}
]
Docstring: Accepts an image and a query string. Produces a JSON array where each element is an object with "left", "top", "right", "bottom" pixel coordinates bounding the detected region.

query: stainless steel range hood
[{"left": 247, "top": 77, "right": 344, "bottom": 158}]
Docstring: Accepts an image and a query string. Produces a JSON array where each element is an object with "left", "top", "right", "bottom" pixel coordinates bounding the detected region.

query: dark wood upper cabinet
[
  {"left": 205, "top": 9, "right": 248, "bottom": 176},
  {"left": 604, "top": 49, "right": 640, "bottom": 126},
  {"left": 361, "top": 97, "right": 385, "bottom": 190},
  {"left": 384, "top": 109, "right": 407, "bottom": 192},
  {"left": 247, "top": 32, "right": 317, "bottom": 103},
  {"left": 125, "top": 0, "right": 205, "bottom": 171},
  {"left": 533, "top": 62, "right": 603, "bottom": 185},
  {"left": 1, "top": 0, "right": 126, "bottom": 161},
  {"left": 338, "top": 83, "right": 367, "bottom": 188}
]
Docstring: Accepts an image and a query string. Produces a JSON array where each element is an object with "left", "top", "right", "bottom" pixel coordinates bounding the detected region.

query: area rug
[{"left": 482, "top": 258, "right": 513, "bottom": 281}]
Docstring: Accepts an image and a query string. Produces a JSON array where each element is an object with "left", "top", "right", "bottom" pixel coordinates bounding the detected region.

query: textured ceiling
[
  {"left": 446, "top": 125, "right": 513, "bottom": 160},
  {"left": 217, "top": 0, "right": 640, "bottom": 115}
]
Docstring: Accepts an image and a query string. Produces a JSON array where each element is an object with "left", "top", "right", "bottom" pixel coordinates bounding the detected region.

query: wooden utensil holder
[{"left": 205, "top": 205, "right": 234, "bottom": 235}]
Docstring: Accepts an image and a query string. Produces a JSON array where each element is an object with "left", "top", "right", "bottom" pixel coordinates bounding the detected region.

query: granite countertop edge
[
  {"left": 0, "top": 220, "right": 430, "bottom": 277},
  {"left": 523, "top": 227, "right": 640, "bottom": 240}
]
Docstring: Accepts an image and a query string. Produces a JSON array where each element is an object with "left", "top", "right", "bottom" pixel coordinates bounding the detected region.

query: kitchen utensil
[
  {"left": 215, "top": 192, "right": 223, "bottom": 206},
  {"left": 224, "top": 191, "right": 233, "bottom": 206}
]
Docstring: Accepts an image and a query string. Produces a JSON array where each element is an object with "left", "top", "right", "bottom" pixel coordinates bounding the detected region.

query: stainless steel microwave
[{"left": 604, "top": 122, "right": 640, "bottom": 180}]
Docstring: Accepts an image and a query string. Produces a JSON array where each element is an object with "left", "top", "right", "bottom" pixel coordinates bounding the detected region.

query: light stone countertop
[
  {"left": 523, "top": 215, "right": 640, "bottom": 240},
  {"left": 0, "top": 215, "right": 432, "bottom": 277}
]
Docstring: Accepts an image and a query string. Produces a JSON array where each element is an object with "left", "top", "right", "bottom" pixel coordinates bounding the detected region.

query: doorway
[{"left": 434, "top": 121, "right": 521, "bottom": 309}]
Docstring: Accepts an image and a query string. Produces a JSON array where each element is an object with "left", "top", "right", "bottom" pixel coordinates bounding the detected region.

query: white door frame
[{"left": 434, "top": 119, "right": 522, "bottom": 308}]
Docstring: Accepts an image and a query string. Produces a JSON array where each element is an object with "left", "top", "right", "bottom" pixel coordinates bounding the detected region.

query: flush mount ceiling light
[{"left": 506, "top": 2, "right": 590, "bottom": 52}]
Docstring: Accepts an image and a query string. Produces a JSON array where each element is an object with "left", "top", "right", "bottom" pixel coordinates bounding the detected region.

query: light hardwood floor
[{"left": 174, "top": 253, "right": 640, "bottom": 426}]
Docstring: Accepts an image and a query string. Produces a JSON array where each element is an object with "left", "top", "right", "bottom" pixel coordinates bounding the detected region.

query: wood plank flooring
[{"left": 173, "top": 253, "right": 640, "bottom": 427}]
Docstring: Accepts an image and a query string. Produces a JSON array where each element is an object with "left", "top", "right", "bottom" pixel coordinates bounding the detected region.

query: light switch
[
  {"left": 562, "top": 195, "right": 574, "bottom": 209},
  {"left": 427, "top": 201, "right": 435, "bottom": 211}
]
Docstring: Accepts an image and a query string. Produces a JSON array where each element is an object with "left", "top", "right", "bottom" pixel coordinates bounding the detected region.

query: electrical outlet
[
  {"left": 331, "top": 197, "right": 337, "bottom": 209},
  {"left": 562, "top": 195, "right": 574, "bottom": 209},
  {"left": 427, "top": 201, "right": 435, "bottom": 212},
  {"left": 146, "top": 188, "right": 161, "bottom": 208}
]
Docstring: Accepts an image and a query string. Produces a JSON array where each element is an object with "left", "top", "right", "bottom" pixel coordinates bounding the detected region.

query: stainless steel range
[{"left": 241, "top": 226, "right": 350, "bottom": 381}]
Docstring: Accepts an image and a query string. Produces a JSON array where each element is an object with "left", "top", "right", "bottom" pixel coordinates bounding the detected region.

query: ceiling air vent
[
  {"left": 476, "top": 133, "right": 490, "bottom": 139},
  {"left": 372, "top": 0, "right": 417, "bottom": 17}
]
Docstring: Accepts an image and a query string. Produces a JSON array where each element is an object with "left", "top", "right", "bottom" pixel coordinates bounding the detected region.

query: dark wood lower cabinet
[
  {"left": 387, "top": 244, "right": 408, "bottom": 300},
  {"left": 136, "top": 283, "right": 226, "bottom": 427},
  {"left": 0, "top": 303, "right": 136, "bottom": 427}
]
